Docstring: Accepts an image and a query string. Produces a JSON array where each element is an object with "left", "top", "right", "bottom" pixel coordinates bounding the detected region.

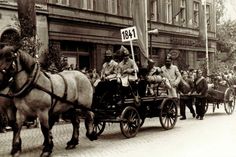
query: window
[
  {"left": 206, "top": 4, "right": 211, "bottom": 30},
  {"left": 166, "top": 0, "right": 172, "bottom": 24},
  {"left": 180, "top": 0, "right": 186, "bottom": 26},
  {"left": 150, "top": 0, "right": 157, "bottom": 21},
  {"left": 193, "top": 1, "right": 199, "bottom": 28},
  {"left": 82, "top": 0, "right": 93, "bottom": 10},
  {"left": 56, "top": 0, "right": 69, "bottom": 6},
  {"left": 107, "top": 0, "right": 117, "bottom": 14}
]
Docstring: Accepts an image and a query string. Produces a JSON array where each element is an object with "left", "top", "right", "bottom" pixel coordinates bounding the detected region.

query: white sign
[{"left": 120, "top": 26, "right": 138, "bottom": 42}]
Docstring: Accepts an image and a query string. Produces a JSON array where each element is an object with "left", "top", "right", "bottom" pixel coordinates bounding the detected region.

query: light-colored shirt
[
  {"left": 118, "top": 58, "right": 139, "bottom": 78},
  {"left": 161, "top": 64, "right": 181, "bottom": 87},
  {"left": 101, "top": 60, "right": 118, "bottom": 79}
]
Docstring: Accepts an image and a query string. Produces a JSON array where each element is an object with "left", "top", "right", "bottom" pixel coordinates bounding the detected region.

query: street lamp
[{"left": 148, "top": 28, "right": 159, "bottom": 58}]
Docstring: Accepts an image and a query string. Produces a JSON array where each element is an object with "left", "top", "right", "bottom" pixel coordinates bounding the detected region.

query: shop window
[{"left": 197, "top": 52, "right": 205, "bottom": 61}]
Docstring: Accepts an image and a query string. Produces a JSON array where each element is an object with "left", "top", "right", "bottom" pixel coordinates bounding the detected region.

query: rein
[{"left": 10, "top": 62, "right": 40, "bottom": 97}]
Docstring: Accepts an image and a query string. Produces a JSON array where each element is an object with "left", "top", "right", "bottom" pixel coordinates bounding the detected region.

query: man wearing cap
[
  {"left": 117, "top": 46, "right": 139, "bottom": 99},
  {"left": 118, "top": 46, "right": 139, "bottom": 85},
  {"left": 95, "top": 49, "right": 118, "bottom": 97},
  {"left": 161, "top": 54, "right": 181, "bottom": 97},
  {"left": 101, "top": 49, "right": 118, "bottom": 81}
]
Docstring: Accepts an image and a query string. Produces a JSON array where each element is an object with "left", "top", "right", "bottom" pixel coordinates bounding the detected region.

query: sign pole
[{"left": 130, "top": 40, "right": 137, "bottom": 78}]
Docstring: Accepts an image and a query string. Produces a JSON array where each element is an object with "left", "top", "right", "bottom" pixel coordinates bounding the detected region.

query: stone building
[
  {"left": 0, "top": 0, "right": 48, "bottom": 54},
  {"left": 47, "top": 0, "right": 216, "bottom": 71},
  {"left": 0, "top": 0, "right": 216, "bottom": 72}
]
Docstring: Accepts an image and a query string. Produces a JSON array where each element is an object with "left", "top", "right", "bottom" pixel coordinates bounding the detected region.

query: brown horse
[{"left": 0, "top": 46, "right": 97, "bottom": 157}]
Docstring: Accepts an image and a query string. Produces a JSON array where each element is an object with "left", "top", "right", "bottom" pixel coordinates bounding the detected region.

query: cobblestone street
[{"left": 0, "top": 107, "right": 236, "bottom": 157}]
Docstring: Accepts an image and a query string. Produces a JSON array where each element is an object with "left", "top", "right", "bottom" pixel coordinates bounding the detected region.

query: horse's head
[{"left": 0, "top": 46, "right": 17, "bottom": 89}]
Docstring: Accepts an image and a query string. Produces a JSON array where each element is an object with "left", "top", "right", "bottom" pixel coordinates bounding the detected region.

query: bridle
[{"left": 0, "top": 52, "right": 18, "bottom": 87}]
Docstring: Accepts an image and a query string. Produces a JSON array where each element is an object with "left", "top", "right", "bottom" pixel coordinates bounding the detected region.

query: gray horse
[{"left": 0, "top": 46, "right": 97, "bottom": 157}]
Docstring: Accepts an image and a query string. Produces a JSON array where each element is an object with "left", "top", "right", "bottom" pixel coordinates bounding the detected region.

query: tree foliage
[{"left": 215, "top": 0, "right": 236, "bottom": 72}]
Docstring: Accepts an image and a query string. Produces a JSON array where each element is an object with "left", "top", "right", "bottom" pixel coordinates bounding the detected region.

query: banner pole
[{"left": 130, "top": 40, "right": 137, "bottom": 78}]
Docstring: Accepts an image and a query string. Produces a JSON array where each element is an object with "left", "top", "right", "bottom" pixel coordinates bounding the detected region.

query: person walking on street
[
  {"left": 178, "top": 71, "right": 195, "bottom": 120},
  {"left": 192, "top": 69, "right": 208, "bottom": 120}
]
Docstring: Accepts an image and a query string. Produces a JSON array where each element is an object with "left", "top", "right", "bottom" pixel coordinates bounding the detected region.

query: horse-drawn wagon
[{"left": 92, "top": 78, "right": 178, "bottom": 138}]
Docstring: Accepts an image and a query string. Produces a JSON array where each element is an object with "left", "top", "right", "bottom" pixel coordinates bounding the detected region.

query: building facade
[
  {"left": 0, "top": 0, "right": 48, "bottom": 54},
  {"left": 48, "top": 0, "right": 216, "bottom": 72},
  {"left": 0, "top": 0, "right": 217, "bottom": 72}
]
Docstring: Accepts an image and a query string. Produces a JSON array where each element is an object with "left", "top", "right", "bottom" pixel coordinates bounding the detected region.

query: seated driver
[
  {"left": 101, "top": 50, "right": 118, "bottom": 81},
  {"left": 96, "top": 49, "right": 118, "bottom": 97}
]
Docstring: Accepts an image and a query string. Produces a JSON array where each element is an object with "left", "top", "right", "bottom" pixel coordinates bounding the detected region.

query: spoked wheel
[
  {"left": 204, "top": 102, "right": 209, "bottom": 114},
  {"left": 212, "top": 103, "right": 216, "bottom": 113},
  {"left": 93, "top": 121, "right": 106, "bottom": 136},
  {"left": 120, "top": 106, "right": 140, "bottom": 138},
  {"left": 159, "top": 99, "right": 178, "bottom": 130},
  {"left": 140, "top": 117, "right": 145, "bottom": 127},
  {"left": 224, "top": 88, "right": 235, "bottom": 115}
]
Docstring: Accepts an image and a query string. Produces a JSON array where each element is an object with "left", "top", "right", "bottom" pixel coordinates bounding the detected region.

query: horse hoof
[
  {"left": 86, "top": 132, "right": 98, "bottom": 141},
  {"left": 65, "top": 145, "right": 76, "bottom": 150},
  {"left": 12, "top": 151, "right": 21, "bottom": 157},
  {"left": 40, "top": 152, "right": 51, "bottom": 157},
  {"left": 11, "top": 149, "right": 21, "bottom": 157}
]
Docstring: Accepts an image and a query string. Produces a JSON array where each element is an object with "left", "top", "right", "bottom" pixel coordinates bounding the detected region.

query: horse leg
[
  {"left": 11, "top": 111, "right": 25, "bottom": 157},
  {"left": 39, "top": 112, "right": 54, "bottom": 157},
  {"left": 85, "top": 110, "right": 97, "bottom": 141},
  {"left": 66, "top": 109, "right": 80, "bottom": 149}
]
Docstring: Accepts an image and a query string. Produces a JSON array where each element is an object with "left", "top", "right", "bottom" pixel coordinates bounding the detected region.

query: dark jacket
[
  {"left": 193, "top": 77, "right": 208, "bottom": 97},
  {"left": 178, "top": 78, "right": 194, "bottom": 94}
]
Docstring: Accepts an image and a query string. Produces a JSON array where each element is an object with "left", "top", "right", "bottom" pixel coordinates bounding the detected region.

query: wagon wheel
[
  {"left": 224, "top": 88, "right": 235, "bottom": 115},
  {"left": 212, "top": 103, "right": 217, "bottom": 113},
  {"left": 120, "top": 106, "right": 140, "bottom": 138},
  {"left": 140, "top": 117, "right": 145, "bottom": 127},
  {"left": 93, "top": 121, "right": 106, "bottom": 136},
  {"left": 159, "top": 99, "right": 178, "bottom": 130},
  {"left": 204, "top": 102, "right": 209, "bottom": 114}
]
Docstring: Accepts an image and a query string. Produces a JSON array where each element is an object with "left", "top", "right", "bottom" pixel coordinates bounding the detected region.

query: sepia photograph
[{"left": 0, "top": 0, "right": 236, "bottom": 157}]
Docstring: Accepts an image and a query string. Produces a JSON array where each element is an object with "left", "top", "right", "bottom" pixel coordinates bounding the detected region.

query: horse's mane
[{"left": 19, "top": 50, "right": 37, "bottom": 73}]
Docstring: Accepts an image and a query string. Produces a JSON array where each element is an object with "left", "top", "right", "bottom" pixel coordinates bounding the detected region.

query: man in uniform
[
  {"left": 96, "top": 50, "right": 118, "bottom": 96},
  {"left": 118, "top": 46, "right": 139, "bottom": 98},
  {"left": 101, "top": 50, "right": 118, "bottom": 81},
  {"left": 161, "top": 54, "right": 181, "bottom": 97}
]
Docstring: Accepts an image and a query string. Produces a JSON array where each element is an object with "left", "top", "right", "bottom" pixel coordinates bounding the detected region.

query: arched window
[{"left": 0, "top": 29, "right": 20, "bottom": 47}]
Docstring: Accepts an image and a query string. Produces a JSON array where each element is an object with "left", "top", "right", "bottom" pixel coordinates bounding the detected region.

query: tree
[{"left": 214, "top": 0, "right": 236, "bottom": 73}]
